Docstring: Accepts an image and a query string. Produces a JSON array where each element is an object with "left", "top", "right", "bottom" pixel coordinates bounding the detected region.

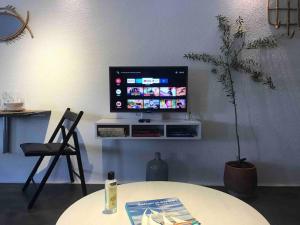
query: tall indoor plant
[{"left": 184, "top": 15, "right": 278, "bottom": 197}]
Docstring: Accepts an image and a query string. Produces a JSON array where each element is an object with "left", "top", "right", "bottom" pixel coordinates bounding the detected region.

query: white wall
[{"left": 0, "top": 0, "right": 300, "bottom": 185}]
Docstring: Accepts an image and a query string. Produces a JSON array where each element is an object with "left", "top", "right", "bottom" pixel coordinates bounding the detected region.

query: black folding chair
[{"left": 20, "top": 108, "right": 87, "bottom": 209}]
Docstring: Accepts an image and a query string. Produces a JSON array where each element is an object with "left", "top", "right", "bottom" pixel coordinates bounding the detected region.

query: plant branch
[
  {"left": 247, "top": 35, "right": 277, "bottom": 49},
  {"left": 227, "top": 68, "right": 241, "bottom": 161},
  {"left": 184, "top": 53, "right": 225, "bottom": 67},
  {"left": 184, "top": 15, "right": 278, "bottom": 162}
]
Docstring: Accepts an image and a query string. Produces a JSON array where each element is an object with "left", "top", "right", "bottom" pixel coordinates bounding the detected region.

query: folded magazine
[{"left": 125, "top": 197, "right": 201, "bottom": 225}]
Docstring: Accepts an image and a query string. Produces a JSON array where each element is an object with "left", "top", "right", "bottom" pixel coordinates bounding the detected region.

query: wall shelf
[{"left": 96, "top": 119, "right": 201, "bottom": 140}]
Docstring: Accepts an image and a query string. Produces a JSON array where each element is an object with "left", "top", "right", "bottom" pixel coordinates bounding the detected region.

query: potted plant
[{"left": 184, "top": 15, "right": 278, "bottom": 197}]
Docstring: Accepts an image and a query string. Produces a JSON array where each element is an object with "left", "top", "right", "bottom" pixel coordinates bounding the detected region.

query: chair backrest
[{"left": 48, "top": 108, "right": 84, "bottom": 151}]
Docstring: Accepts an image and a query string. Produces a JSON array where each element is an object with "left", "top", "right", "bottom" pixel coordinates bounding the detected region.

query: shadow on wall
[
  {"left": 203, "top": 120, "right": 233, "bottom": 141},
  {"left": 9, "top": 112, "right": 52, "bottom": 154},
  {"left": 101, "top": 139, "right": 225, "bottom": 184},
  {"left": 203, "top": 119, "right": 257, "bottom": 142},
  {"left": 101, "top": 140, "right": 122, "bottom": 180},
  {"left": 167, "top": 152, "right": 190, "bottom": 182},
  {"left": 167, "top": 149, "right": 224, "bottom": 184},
  {"left": 254, "top": 160, "right": 300, "bottom": 186},
  {"left": 0, "top": 113, "right": 51, "bottom": 182},
  {"left": 188, "top": 69, "right": 209, "bottom": 117},
  {"left": 76, "top": 131, "right": 93, "bottom": 181}
]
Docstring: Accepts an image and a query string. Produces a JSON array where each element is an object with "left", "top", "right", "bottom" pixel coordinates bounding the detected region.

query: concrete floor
[{"left": 0, "top": 184, "right": 299, "bottom": 225}]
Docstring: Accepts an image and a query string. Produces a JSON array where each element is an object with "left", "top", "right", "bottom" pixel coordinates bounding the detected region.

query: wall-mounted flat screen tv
[{"left": 109, "top": 67, "right": 188, "bottom": 112}]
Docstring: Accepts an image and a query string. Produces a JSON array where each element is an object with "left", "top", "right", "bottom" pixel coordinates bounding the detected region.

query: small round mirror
[
  {"left": 0, "top": 6, "right": 33, "bottom": 42},
  {"left": 0, "top": 13, "right": 23, "bottom": 40}
]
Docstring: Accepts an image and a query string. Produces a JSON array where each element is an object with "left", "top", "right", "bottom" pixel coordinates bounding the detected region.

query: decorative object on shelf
[
  {"left": 98, "top": 127, "right": 126, "bottom": 137},
  {"left": 0, "top": 5, "right": 34, "bottom": 43},
  {"left": 146, "top": 152, "right": 168, "bottom": 181},
  {"left": 1, "top": 92, "right": 24, "bottom": 111},
  {"left": 268, "top": 0, "right": 299, "bottom": 38},
  {"left": 3, "top": 102, "right": 24, "bottom": 111},
  {"left": 184, "top": 15, "right": 278, "bottom": 198}
]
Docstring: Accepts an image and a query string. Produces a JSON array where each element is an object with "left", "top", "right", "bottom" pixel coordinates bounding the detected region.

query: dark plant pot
[{"left": 224, "top": 161, "right": 257, "bottom": 198}]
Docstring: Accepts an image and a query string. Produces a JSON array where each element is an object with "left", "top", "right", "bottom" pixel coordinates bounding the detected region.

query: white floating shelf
[{"left": 96, "top": 118, "right": 201, "bottom": 140}]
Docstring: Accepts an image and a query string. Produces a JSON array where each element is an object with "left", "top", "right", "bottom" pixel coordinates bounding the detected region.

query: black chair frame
[{"left": 21, "top": 108, "right": 87, "bottom": 209}]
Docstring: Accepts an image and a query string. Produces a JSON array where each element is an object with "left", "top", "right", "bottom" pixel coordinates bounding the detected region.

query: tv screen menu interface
[{"left": 110, "top": 67, "right": 188, "bottom": 112}]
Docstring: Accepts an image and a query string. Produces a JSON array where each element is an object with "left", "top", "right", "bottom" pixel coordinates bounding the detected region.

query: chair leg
[
  {"left": 73, "top": 133, "right": 87, "bottom": 196},
  {"left": 27, "top": 155, "right": 60, "bottom": 209},
  {"left": 76, "top": 151, "right": 87, "bottom": 196},
  {"left": 66, "top": 155, "right": 74, "bottom": 183},
  {"left": 23, "top": 156, "right": 44, "bottom": 192}
]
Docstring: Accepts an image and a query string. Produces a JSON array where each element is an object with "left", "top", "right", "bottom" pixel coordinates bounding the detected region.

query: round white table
[{"left": 56, "top": 182, "right": 269, "bottom": 225}]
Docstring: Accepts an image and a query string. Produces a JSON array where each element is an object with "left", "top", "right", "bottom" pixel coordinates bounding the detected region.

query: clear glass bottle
[{"left": 104, "top": 171, "right": 117, "bottom": 214}]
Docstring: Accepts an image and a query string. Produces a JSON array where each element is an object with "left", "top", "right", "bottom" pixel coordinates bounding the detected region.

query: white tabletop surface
[{"left": 56, "top": 181, "right": 269, "bottom": 225}]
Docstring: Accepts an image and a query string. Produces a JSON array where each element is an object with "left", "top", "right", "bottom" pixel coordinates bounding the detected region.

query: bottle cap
[{"left": 108, "top": 171, "right": 115, "bottom": 180}]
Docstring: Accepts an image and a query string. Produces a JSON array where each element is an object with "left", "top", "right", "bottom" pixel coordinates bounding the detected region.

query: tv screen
[{"left": 109, "top": 67, "right": 188, "bottom": 112}]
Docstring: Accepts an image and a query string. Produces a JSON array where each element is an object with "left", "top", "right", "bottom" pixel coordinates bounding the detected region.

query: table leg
[{"left": 3, "top": 116, "right": 10, "bottom": 153}]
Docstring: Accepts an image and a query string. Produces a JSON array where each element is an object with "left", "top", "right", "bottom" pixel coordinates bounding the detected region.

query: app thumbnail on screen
[
  {"left": 127, "top": 87, "right": 143, "bottom": 96},
  {"left": 176, "top": 87, "right": 186, "bottom": 96},
  {"left": 144, "top": 99, "right": 160, "bottom": 109},
  {"left": 127, "top": 99, "right": 143, "bottom": 109},
  {"left": 176, "top": 99, "right": 186, "bottom": 109},
  {"left": 144, "top": 87, "right": 160, "bottom": 97},
  {"left": 160, "top": 99, "right": 176, "bottom": 109},
  {"left": 160, "top": 87, "right": 176, "bottom": 97}
]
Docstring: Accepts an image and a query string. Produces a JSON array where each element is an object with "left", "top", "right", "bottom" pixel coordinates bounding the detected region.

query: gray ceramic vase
[{"left": 146, "top": 152, "right": 168, "bottom": 181}]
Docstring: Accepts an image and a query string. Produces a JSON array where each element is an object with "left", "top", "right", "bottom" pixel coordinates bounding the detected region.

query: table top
[
  {"left": 0, "top": 110, "right": 51, "bottom": 117},
  {"left": 56, "top": 182, "right": 269, "bottom": 225}
]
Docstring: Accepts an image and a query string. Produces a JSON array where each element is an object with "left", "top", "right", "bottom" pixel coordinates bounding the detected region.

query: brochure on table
[{"left": 125, "top": 197, "right": 201, "bottom": 225}]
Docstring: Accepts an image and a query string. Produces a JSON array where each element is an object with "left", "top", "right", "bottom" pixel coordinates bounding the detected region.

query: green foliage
[
  {"left": 184, "top": 15, "right": 278, "bottom": 162},
  {"left": 247, "top": 36, "right": 278, "bottom": 49},
  {"left": 184, "top": 15, "right": 277, "bottom": 96}
]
